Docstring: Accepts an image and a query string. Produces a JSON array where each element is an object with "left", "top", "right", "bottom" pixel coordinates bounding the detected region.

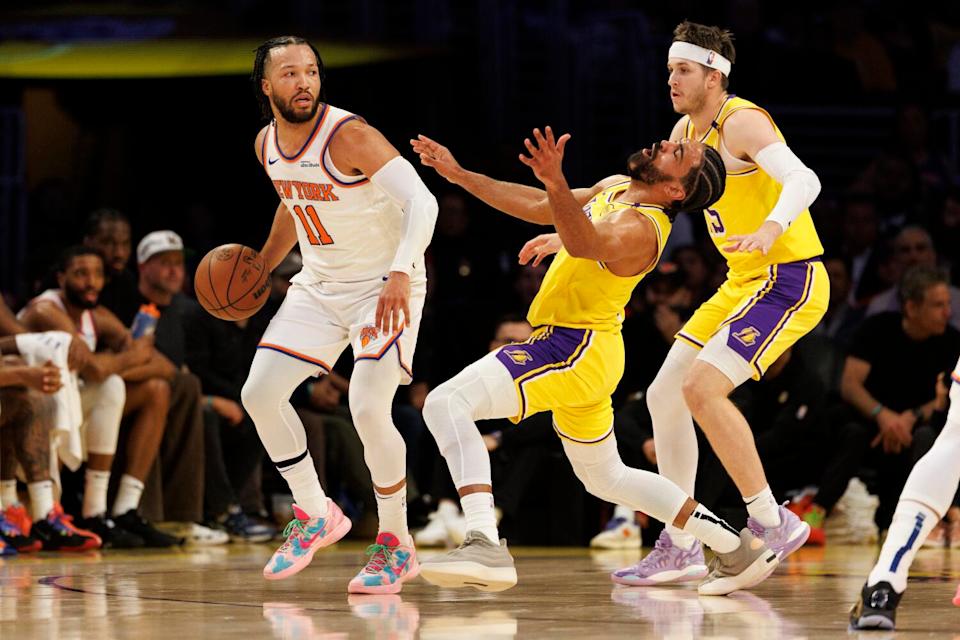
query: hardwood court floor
[{"left": 1, "top": 542, "right": 958, "bottom": 638}]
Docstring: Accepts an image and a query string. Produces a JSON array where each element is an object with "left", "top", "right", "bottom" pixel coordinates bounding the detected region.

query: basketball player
[
  {"left": 849, "top": 361, "right": 960, "bottom": 630},
  {"left": 242, "top": 36, "right": 437, "bottom": 594},
  {"left": 613, "top": 21, "right": 829, "bottom": 586},
  {"left": 411, "top": 127, "right": 781, "bottom": 596}
]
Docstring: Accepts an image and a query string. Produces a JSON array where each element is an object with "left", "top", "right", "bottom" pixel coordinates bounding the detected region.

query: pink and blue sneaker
[
  {"left": 263, "top": 500, "right": 352, "bottom": 580},
  {"left": 347, "top": 532, "right": 420, "bottom": 594},
  {"left": 747, "top": 504, "right": 810, "bottom": 561},
  {"left": 611, "top": 530, "right": 708, "bottom": 586}
]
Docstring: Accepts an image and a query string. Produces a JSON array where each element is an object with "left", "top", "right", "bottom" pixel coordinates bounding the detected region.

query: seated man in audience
[
  {"left": 794, "top": 265, "right": 960, "bottom": 539},
  {"left": 0, "top": 326, "right": 95, "bottom": 553},
  {"left": 18, "top": 246, "right": 180, "bottom": 547},
  {"left": 126, "top": 231, "right": 224, "bottom": 545},
  {"left": 865, "top": 226, "right": 960, "bottom": 330},
  {"left": 83, "top": 208, "right": 139, "bottom": 321}
]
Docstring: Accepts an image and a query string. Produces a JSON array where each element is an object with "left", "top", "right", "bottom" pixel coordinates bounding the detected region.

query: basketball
[{"left": 194, "top": 244, "right": 271, "bottom": 320}]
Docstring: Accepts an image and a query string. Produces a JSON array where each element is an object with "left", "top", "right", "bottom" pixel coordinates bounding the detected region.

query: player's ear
[
  {"left": 261, "top": 77, "right": 272, "bottom": 98},
  {"left": 664, "top": 180, "right": 685, "bottom": 203}
]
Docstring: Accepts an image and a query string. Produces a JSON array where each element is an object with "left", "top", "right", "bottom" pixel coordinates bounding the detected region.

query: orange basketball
[{"left": 194, "top": 244, "right": 271, "bottom": 320}]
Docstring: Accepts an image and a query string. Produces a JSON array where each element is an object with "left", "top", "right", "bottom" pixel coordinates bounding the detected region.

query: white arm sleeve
[
  {"left": 369, "top": 156, "right": 439, "bottom": 275},
  {"left": 753, "top": 141, "right": 821, "bottom": 231}
]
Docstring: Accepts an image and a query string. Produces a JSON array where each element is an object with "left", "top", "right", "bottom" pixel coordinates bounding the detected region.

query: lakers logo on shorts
[
  {"left": 504, "top": 349, "right": 534, "bottom": 366},
  {"left": 359, "top": 326, "right": 380, "bottom": 348},
  {"left": 732, "top": 326, "right": 761, "bottom": 347}
]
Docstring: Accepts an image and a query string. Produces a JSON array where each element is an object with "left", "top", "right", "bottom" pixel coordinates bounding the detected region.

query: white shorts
[{"left": 258, "top": 276, "right": 426, "bottom": 384}]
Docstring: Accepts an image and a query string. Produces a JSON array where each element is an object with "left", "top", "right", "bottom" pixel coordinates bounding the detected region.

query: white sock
[
  {"left": 112, "top": 474, "right": 144, "bottom": 517},
  {"left": 28, "top": 480, "right": 55, "bottom": 522},
  {"left": 375, "top": 487, "right": 410, "bottom": 544},
  {"left": 665, "top": 525, "right": 697, "bottom": 550},
  {"left": 613, "top": 504, "right": 634, "bottom": 521},
  {"left": 867, "top": 500, "right": 938, "bottom": 593},
  {"left": 1, "top": 479, "right": 18, "bottom": 507},
  {"left": 744, "top": 486, "right": 781, "bottom": 528},
  {"left": 681, "top": 503, "right": 741, "bottom": 554},
  {"left": 277, "top": 453, "right": 328, "bottom": 518},
  {"left": 461, "top": 492, "right": 499, "bottom": 545},
  {"left": 83, "top": 469, "right": 111, "bottom": 518}
]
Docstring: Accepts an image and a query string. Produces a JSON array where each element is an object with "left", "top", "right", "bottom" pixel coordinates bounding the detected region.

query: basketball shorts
[
  {"left": 496, "top": 325, "right": 624, "bottom": 444},
  {"left": 676, "top": 257, "right": 829, "bottom": 381},
  {"left": 258, "top": 276, "right": 426, "bottom": 384}
]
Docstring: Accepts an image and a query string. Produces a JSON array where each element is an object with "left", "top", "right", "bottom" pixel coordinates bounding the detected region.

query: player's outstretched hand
[
  {"left": 518, "top": 126, "right": 571, "bottom": 188},
  {"left": 723, "top": 220, "right": 783, "bottom": 255},
  {"left": 518, "top": 233, "right": 563, "bottom": 267},
  {"left": 410, "top": 135, "right": 463, "bottom": 183},
  {"left": 377, "top": 271, "right": 411, "bottom": 335}
]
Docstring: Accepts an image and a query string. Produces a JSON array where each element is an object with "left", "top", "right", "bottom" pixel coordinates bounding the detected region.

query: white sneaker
[
  {"left": 446, "top": 513, "right": 467, "bottom": 546},
  {"left": 590, "top": 517, "right": 641, "bottom": 549},
  {"left": 158, "top": 522, "right": 229, "bottom": 546},
  {"left": 415, "top": 512, "right": 453, "bottom": 547}
]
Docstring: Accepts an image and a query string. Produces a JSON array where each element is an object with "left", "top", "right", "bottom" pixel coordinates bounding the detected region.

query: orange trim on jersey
[
  {"left": 320, "top": 115, "right": 371, "bottom": 188},
  {"left": 257, "top": 342, "right": 331, "bottom": 371},
  {"left": 355, "top": 325, "right": 405, "bottom": 360},
  {"left": 273, "top": 104, "right": 330, "bottom": 163}
]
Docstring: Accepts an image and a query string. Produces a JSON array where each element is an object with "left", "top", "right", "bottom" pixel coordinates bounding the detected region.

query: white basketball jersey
[
  {"left": 21, "top": 290, "right": 98, "bottom": 351},
  {"left": 262, "top": 104, "right": 418, "bottom": 284}
]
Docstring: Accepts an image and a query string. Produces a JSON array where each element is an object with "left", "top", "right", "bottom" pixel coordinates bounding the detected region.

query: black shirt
[{"left": 848, "top": 312, "right": 960, "bottom": 412}]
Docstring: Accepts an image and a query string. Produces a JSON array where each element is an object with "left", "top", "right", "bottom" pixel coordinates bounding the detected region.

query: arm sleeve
[
  {"left": 369, "top": 156, "right": 439, "bottom": 275},
  {"left": 753, "top": 142, "right": 821, "bottom": 231}
]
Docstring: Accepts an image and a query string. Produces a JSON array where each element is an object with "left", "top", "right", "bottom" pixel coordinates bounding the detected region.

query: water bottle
[{"left": 131, "top": 303, "right": 161, "bottom": 338}]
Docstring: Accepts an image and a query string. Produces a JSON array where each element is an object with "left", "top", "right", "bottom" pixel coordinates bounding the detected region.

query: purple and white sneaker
[
  {"left": 611, "top": 530, "right": 708, "bottom": 586},
  {"left": 747, "top": 504, "right": 810, "bottom": 561}
]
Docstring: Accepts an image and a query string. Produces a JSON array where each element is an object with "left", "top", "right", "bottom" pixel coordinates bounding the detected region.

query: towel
[{"left": 14, "top": 331, "right": 84, "bottom": 472}]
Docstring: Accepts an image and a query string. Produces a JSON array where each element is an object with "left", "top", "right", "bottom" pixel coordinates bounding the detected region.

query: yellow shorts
[
  {"left": 676, "top": 257, "right": 829, "bottom": 380},
  {"left": 495, "top": 326, "right": 623, "bottom": 444}
]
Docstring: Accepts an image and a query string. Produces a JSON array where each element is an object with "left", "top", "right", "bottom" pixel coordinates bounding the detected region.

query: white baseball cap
[{"left": 137, "top": 230, "right": 184, "bottom": 264}]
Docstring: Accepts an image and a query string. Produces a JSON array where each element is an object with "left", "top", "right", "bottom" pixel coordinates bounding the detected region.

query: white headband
[{"left": 668, "top": 41, "right": 732, "bottom": 77}]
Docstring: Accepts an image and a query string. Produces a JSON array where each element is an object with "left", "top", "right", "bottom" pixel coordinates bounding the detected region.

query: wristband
[{"left": 869, "top": 403, "right": 883, "bottom": 418}]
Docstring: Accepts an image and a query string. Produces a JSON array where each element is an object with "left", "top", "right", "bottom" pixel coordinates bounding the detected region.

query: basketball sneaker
[
  {"left": 786, "top": 495, "right": 826, "bottom": 546},
  {"left": 849, "top": 581, "right": 901, "bottom": 630},
  {"left": 31, "top": 503, "right": 102, "bottom": 551},
  {"left": 747, "top": 504, "right": 810, "bottom": 560},
  {"left": 414, "top": 511, "right": 452, "bottom": 547},
  {"left": 3, "top": 503, "right": 32, "bottom": 535},
  {"left": 114, "top": 510, "right": 183, "bottom": 548},
  {"left": 697, "top": 528, "right": 778, "bottom": 596},
  {"left": 347, "top": 532, "right": 420, "bottom": 594},
  {"left": 0, "top": 537, "right": 16, "bottom": 557},
  {"left": 953, "top": 583, "right": 960, "bottom": 607},
  {"left": 611, "top": 530, "right": 708, "bottom": 586},
  {"left": 75, "top": 514, "right": 144, "bottom": 549},
  {"left": 419, "top": 530, "right": 517, "bottom": 592},
  {"left": 590, "top": 516, "right": 641, "bottom": 550},
  {"left": 263, "top": 500, "right": 352, "bottom": 580},
  {"left": 0, "top": 509, "right": 41, "bottom": 553}
]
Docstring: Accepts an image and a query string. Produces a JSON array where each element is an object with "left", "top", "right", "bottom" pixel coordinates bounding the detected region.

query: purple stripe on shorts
[
  {"left": 495, "top": 327, "right": 589, "bottom": 381},
  {"left": 726, "top": 260, "right": 813, "bottom": 364}
]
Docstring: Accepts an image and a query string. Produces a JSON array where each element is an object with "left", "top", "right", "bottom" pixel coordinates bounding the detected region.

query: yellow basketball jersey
[
  {"left": 682, "top": 96, "right": 823, "bottom": 277},
  {"left": 526, "top": 181, "right": 671, "bottom": 332}
]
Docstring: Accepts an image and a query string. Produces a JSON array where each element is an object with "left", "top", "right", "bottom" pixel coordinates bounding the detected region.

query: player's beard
[
  {"left": 63, "top": 282, "right": 99, "bottom": 310},
  {"left": 627, "top": 145, "right": 671, "bottom": 185},
  {"left": 274, "top": 92, "right": 321, "bottom": 124},
  {"left": 676, "top": 85, "right": 708, "bottom": 115}
]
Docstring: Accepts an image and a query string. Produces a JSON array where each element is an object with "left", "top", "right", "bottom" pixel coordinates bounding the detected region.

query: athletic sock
[
  {"left": 613, "top": 504, "right": 634, "bottom": 521},
  {"left": 112, "top": 474, "right": 145, "bottom": 517},
  {"left": 681, "top": 503, "right": 740, "bottom": 554},
  {"left": 28, "top": 480, "right": 55, "bottom": 522},
  {"left": 867, "top": 500, "right": 938, "bottom": 593},
  {"left": 665, "top": 525, "right": 697, "bottom": 550},
  {"left": 1, "top": 479, "right": 18, "bottom": 507},
  {"left": 83, "top": 469, "right": 111, "bottom": 518},
  {"left": 461, "top": 492, "right": 500, "bottom": 545},
  {"left": 744, "top": 486, "right": 781, "bottom": 528},
  {"left": 276, "top": 452, "right": 328, "bottom": 518},
  {"left": 376, "top": 486, "right": 410, "bottom": 544}
]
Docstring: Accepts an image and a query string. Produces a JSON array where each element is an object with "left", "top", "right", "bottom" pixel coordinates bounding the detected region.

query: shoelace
[
  {"left": 280, "top": 517, "right": 310, "bottom": 549},
  {"left": 362, "top": 543, "right": 396, "bottom": 573}
]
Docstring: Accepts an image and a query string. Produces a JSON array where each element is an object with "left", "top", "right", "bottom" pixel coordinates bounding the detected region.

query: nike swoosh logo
[
  {"left": 268, "top": 157, "right": 280, "bottom": 165},
  {"left": 393, "top": 557, "right": 410, "bottom": 576}
]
